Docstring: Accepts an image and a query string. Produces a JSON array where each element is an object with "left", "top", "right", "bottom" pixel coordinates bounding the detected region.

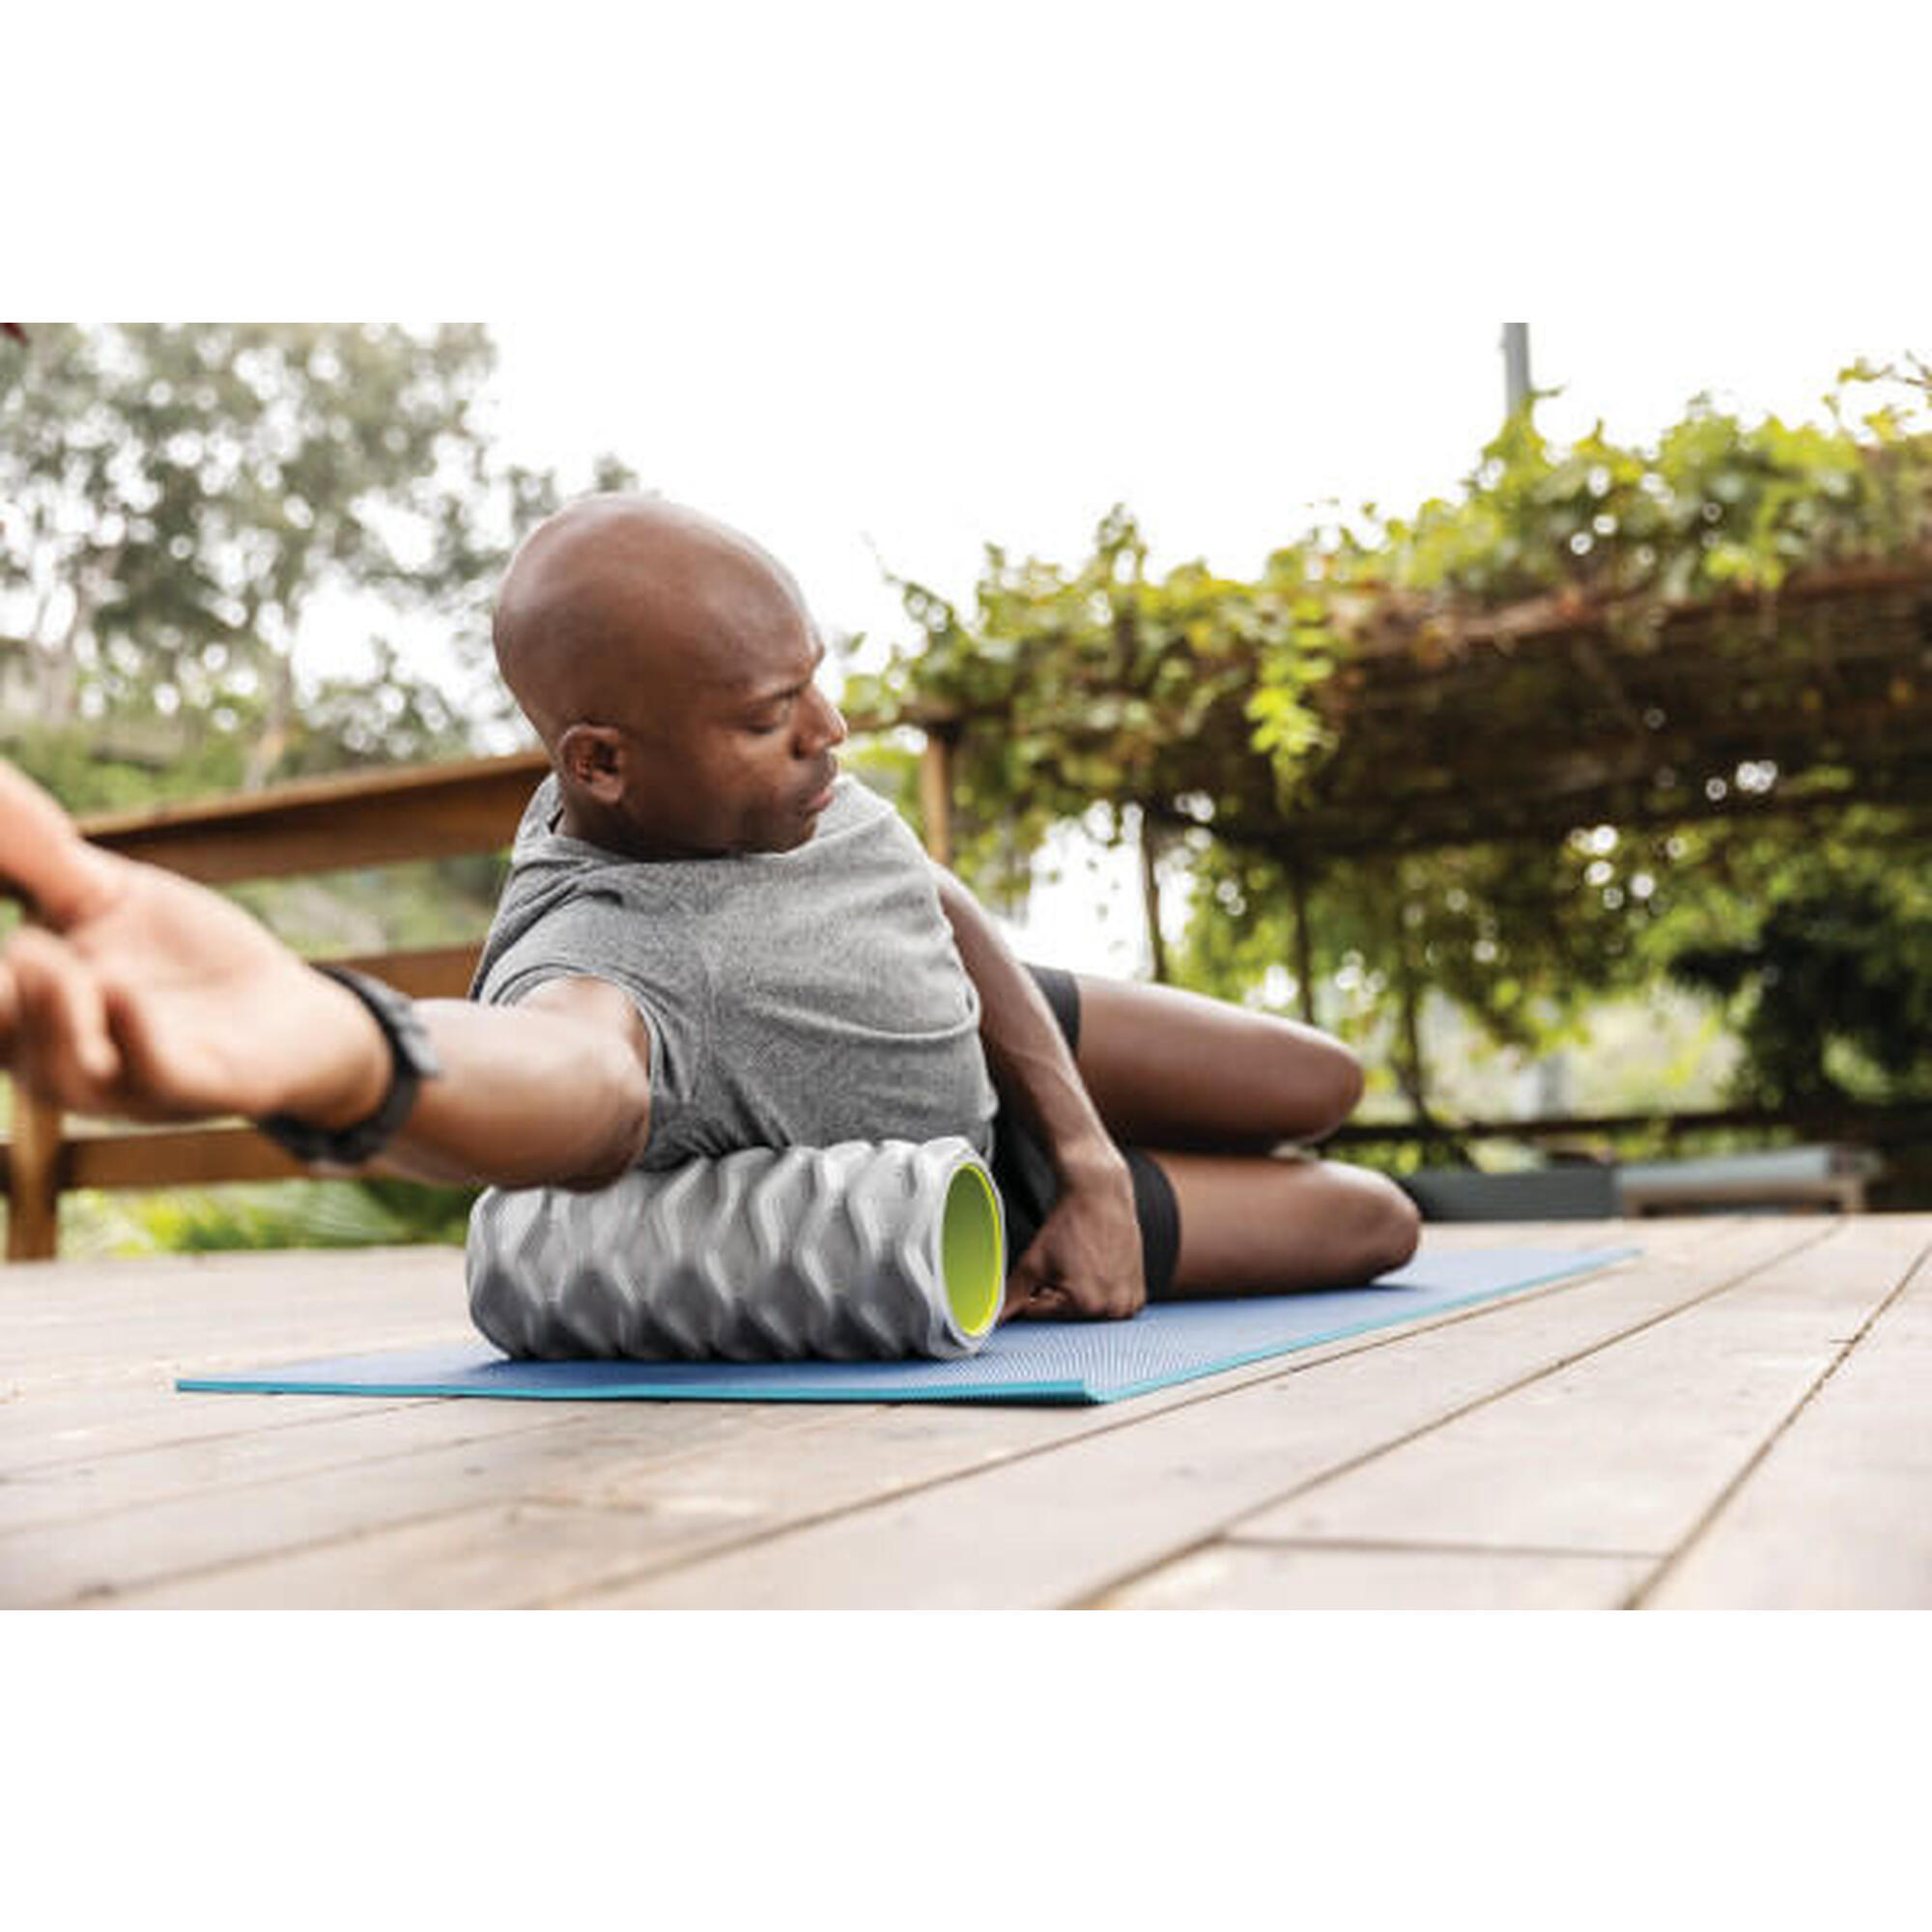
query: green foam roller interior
[{"left": 942, "top": 1160, "right": 1004, "bottom": 1338}]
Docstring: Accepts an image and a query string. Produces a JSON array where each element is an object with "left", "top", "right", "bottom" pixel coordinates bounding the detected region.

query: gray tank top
[{"left": 470, "top": 773, "right": 1000, "bottom": 1169}]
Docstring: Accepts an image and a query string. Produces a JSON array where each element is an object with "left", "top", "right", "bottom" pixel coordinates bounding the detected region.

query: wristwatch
[{"left": 257, "top": 967, "right": 443, "bottom": 1166}]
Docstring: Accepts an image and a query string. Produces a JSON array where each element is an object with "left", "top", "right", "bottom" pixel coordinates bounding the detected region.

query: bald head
[
  {"left": 490, "top": 494, "right": 847, "bottom": 860},
  {"left": 494, "top": 495, "right": 811, "bottom": 747}
]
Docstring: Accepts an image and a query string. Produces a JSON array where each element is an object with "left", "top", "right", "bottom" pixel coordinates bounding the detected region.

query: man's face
[{"left": 615, "top": 604, "right": 848, "bottom": 858}]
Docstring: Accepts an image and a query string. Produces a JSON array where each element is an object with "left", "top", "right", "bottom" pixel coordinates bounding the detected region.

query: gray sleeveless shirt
[{"left": 469, "top": 774, "right": 1000, "bottom": 1170}]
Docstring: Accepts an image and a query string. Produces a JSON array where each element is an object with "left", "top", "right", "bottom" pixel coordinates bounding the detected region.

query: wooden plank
[
  {"left": 1236, "top": 1215, "right": 1930, "bottom": 1571},
  {"left": 64, "top": 1124, "right": 307, "bottom": 1191},
  {"left": 318, "top": 944, "right": 481, "bottom": 999},
  {"left": 20, "top": 1221, "right": 1701, "bottom": 1607},
  {"left": 0, "top": 1384, "right": 440, "bottom": 1475},
  {"left": 544, "top": 1217, "right": 1818, "bottom": 1607},
  {"left": 0, "top": 1393, "right": 632, "bottom": 1540},
  {"left": 0, "top": 1244, "right": 415, "bottom": 1349},
  {"left": 0, "top": 1246, "right": 470, "bottom": 1388},
  {"left": 1096, "top": 1540, "right": 1654, "bottom": 1610},
  {"left": 0, "top": 1403, "right": 837, "bottom": 1608},
  {"left": 111, "top": 1501, "right": 724, "bottom": 1611},
  {"left": 1645, "top": 1241, "right": 1932, "bottom": 1608},
  {"left": 75, "top": 752, "right": 551, "bottom": 885}
]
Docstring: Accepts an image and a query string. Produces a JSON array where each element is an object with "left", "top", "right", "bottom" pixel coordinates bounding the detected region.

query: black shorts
[{"left": 988, "top": 963, "right": 1183, "bottom": 1302}]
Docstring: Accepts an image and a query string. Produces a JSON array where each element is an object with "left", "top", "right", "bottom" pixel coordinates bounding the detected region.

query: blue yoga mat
[{"left": 177, "top": 1245, "right": 1636, "bottom": 1407}]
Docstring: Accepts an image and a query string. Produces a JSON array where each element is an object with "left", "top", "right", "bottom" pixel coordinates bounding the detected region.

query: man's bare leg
[
  {"left": 1067, "top": 973, "right": 1420, "bottom": 1295},
  {"left": 1142, "top": 1149, "right": 1420, "bottom": 1298},
  {"left": 1070, "top": 974, "right": 1365, "bottom": 1151}
]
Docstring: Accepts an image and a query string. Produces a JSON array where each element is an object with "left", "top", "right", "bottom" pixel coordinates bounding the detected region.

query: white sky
[{"left": 482, "top": 316, "right": 1896, "bottom": 674}]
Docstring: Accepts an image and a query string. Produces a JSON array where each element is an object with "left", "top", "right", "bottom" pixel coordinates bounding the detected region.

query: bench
[
  {"left": 1401, "top": 1145, "right": 1883, "bottom": 1222},
  {"left": 1616, "top": 1144, "right": 1883, "bottom": 1216}
]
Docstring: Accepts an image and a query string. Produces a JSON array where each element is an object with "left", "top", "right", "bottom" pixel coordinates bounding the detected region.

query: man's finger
[
  {"left": 0, "top": 761, "right": 118, "bottom": 927},
  {"left": 1005, "top": 1279, "right": 1076, "bottom": 1323},
  {"left": 1002, "top": 1256, "right": 1058, "bottom": 1320},
  {"left": 7, "top": 926, "right": 123, "bottom": 1102}
]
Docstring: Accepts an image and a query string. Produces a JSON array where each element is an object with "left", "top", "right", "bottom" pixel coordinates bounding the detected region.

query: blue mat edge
[{"left": 174, "top": 1244, "right": 1641, "bottom": 1407}]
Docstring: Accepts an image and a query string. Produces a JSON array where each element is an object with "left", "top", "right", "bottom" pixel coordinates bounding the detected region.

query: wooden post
[
  {"left": 1291, "top": 861, "right": 1318, "bottom": 1026},
  {"left": 919, "top": 730, "right": 955, "bottom": 867},
  {"left": 5, "top": 1083, "right": 65, "bottom": 1262}
]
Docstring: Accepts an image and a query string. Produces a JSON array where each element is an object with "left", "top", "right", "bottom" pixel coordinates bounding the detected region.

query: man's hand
[
  {"left": 1002, "top": 1149, "right": 1147, "bottom": 1322},
  {"left": 0, "top": 759, "right": 388, "bottom": 1127}
]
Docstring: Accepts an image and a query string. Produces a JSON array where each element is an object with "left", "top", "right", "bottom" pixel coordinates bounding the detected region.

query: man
[{"left": 0, "top": 496, "right": 1418, "bottom": 1320}]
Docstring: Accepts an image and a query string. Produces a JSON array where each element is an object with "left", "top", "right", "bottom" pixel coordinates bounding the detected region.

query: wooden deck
[{"left": 2, "top": 1210, "right": 1927, "bottom": 1608}]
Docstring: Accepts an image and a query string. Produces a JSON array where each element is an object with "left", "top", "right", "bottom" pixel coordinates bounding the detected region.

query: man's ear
[{"left": 555, "top": 724, "right": 628, "bottom": 806}]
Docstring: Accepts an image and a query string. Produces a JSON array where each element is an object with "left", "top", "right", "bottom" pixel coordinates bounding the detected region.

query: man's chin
[{"left": 748, "top": 816, "right": 818, "bottom": 854}]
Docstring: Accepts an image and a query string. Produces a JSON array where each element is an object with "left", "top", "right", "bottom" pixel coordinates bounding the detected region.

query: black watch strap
[{"left": 257, "top": 967, "right": 443, "bottom": 1167}]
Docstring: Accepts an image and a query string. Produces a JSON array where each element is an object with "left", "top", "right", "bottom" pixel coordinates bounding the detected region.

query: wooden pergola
[{"left": 1146, "top": 555, "right": 1932, "bottom": 861}]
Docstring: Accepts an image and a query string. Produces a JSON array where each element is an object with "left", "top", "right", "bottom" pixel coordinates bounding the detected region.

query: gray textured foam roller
[{"left": 465, "top": 1137, "right": 1008, "bottom": 1362}]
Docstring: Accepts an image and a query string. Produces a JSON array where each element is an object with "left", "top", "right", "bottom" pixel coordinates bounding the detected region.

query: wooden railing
[{"left": 1, "top": 718, "right": 959, "bottom": 1261}]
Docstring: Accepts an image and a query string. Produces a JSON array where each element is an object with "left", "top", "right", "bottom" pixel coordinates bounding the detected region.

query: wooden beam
[
  {"left": 65, "top": 1123, "right": 306, "bottom": 1192},
  {"left": 1339, "top": 554, "right": 1932, "bottom": 663},
  {"left": 77, "top": 751, "right": 553, "bottom": 885},
  {"left": 321, "top": 945, "right": 481, "bottom": 1000}
]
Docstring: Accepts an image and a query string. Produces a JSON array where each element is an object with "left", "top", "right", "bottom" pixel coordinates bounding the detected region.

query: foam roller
[{"left": 466, "top": 1137, "right": 1007, "bottom": 1362}]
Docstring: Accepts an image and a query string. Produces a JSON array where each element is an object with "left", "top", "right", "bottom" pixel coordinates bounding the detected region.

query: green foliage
[
  {"left": 128, "top": 1179, "right": 477, "bottom": 1254},
  {"left": 1375, "top": 383, "right": 1927, "bottom": 607},
  {"left": 844, "top": 505, "right": 1341, "bottom": 904},
  {"left": 1172, "top": 834, "right": 1648, "bottom": 1054},
  {"left": 858, "top": 357, "right": 1932, "bottom": 1106},
  {"left": 1650, "top": 808, "right": 1932, "bottom": 1108}
]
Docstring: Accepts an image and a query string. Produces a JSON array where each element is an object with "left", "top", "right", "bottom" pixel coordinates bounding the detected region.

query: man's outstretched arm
[
  {"left": 0, "top": 759, "right": 652, "bottom": 1190},
  {"left": 930, "top": 864, "right": 1145, "bottom": 1321}
]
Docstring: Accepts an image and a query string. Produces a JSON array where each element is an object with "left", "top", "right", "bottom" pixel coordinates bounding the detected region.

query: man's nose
[{"left": 802, "top": 684, "right": 847, "bottom": 751}]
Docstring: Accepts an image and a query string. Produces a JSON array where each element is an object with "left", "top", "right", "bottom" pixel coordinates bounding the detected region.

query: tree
[{"left": 0, "top": 324, "right": 634, "bottom": 795}]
